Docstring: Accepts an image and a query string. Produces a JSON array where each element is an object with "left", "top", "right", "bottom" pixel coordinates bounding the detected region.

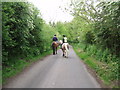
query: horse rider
[
  {"left": 52, "top": 35, "right": 58, "bottom": 46},
  {"left": 52, "top": 34, "right": 58, "bottom": 42},
  {"left": 60, "top": 35, "right": 67, "bottom": 49},
  {"left": 62, "top": 35, "right": 67, "bottom": 43},
  {"left": 52, "top": 35, "right": 59, "bottom": 55}
]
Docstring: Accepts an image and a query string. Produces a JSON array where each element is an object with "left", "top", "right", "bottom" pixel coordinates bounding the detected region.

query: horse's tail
[
  {"left": 67, "top": 44, "right": 69, "bottom": 50},
  {"left": 65, "top": 43, "right": 69, "bottom": 52}
]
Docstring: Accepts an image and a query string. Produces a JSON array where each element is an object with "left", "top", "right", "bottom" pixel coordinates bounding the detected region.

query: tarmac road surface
[{"left": 4, "top": 46, "right": 100, "bottom": 88}]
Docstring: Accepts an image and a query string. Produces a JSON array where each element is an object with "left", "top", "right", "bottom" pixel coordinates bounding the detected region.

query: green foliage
[
  {"left": 93, "top": 1, "right": 120, "bottom": 56},
  {"left": 68, "top": 1, "right": 120, "bottom": 86},
  {"left": 2, "top": 2, "right": 58, "bottom": 66},
  {"left": 2, "top": 0, "right": 120, "bottom": 87},
  {"left": 41, "top": 24, "right": 60, "bottom": 51},
  {"left": 68, "top": 0, "right": 120, "bottom": 57},
  {"left": 85, "top": 31, "right": 95, "bottom": 44},
  {"left": 73, "top": 43, "right": 119, "bottom": 87},
  {"left": 2, "top": 2, "right": 62, "bottom": 83}
]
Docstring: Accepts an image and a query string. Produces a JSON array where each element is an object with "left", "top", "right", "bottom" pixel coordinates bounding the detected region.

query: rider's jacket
[
  {"left": 63, "top": 37, "right": 67, "bottom": 43},
  {"left": 53, "top": 36, "right": 58, "bottom": 41}
]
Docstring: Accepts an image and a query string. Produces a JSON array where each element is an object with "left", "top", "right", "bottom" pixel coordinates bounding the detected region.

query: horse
[
  {"left": 52, "top": 41, "right": 60, "bottom": 55},
  {"left": 59, "top": 40, "right": 69, "bottom": 58}
]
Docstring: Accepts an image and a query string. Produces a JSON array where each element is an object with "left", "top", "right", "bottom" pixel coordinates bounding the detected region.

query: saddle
[
  {"left": 52, "top": 41, "right": 57, "bottom": 44},
  {"left": 52, "top": 41, "right": 59, "bottom": 47}
]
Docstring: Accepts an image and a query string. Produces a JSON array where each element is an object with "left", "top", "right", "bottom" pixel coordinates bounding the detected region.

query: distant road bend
[{"left": 4, "top": 46, "right": 100, "bottom": 88}]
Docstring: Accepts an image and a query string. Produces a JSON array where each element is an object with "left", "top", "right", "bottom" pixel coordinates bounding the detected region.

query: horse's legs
[
  {"left": 65, "top": 44, "right": 69, "bottom": 58},
  {"left": 64, "top": 50, "right": 68, "bottom": 58},
  {"left": 56, "top": 47, "right": 57, "bottom": 54},
  {"left": 62, "top": 49, "right": 64, "bottom": 57},
  {"left": 66, "top": 50, "right": 68, "bottom": 58},
  {"left": 62, "top": 51, "right": 64, "bottom": 56},
  {"left": 64, "top": 50, "right": 66, "bottom": 57},
  {"left": 63, "top": 53, "right": 64, "bottom": 57},
  {"left": 54, "top": 47, "right": 56, "bottom": 54},
  {"left": 64, "top": 51, "right": 66, "bottom": 57},
  {"left": 52, "top": 46, "right": 55, "bottom": 55}
]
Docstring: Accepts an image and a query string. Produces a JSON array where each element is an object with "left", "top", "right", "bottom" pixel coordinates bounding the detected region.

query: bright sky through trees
[{"left": 28, "top": 0, "right": 74, "bottom": 23}]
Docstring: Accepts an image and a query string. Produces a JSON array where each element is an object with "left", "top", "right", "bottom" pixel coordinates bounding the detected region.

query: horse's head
[{"left": 59, "top": 40, "right": 63, "bottom": 44}]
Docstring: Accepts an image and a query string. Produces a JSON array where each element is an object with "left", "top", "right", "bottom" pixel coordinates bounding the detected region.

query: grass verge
[
  {"left": 2, "top": 50, "right": 52, "bottom": 85},
  {"left": 73, "top": 44, "right": 119, "bottom": 88}
]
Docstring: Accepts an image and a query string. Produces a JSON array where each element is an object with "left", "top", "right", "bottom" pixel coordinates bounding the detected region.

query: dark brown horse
[{"left": 52, "top": 41, "right": 60, "bottom": 55}]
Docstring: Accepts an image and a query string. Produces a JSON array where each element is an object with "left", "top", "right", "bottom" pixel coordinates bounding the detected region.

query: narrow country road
[{"left": 4, "top": 46, "right": 100, "bottom": 88}]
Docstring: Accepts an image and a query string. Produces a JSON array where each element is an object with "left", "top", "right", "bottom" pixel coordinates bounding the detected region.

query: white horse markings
[{"left": 59, "top": 40, "right": 69, "bottom": 58}]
